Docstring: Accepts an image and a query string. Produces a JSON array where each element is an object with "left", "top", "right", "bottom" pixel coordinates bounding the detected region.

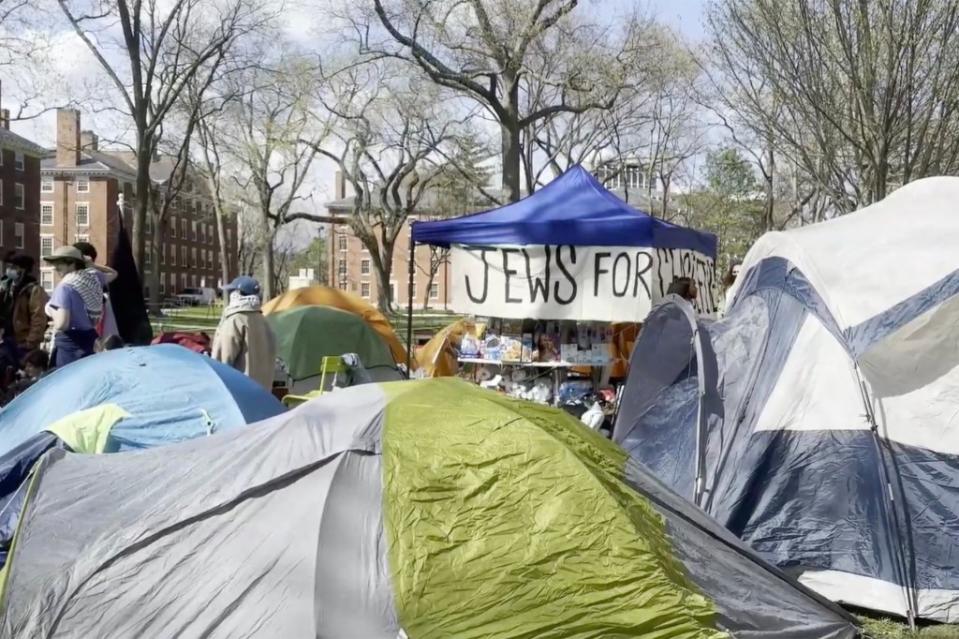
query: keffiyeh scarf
[{"left": 63, "top": 270, "right": 104, "bottom": 322}]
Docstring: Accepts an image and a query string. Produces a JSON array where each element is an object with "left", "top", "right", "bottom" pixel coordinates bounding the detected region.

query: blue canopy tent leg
[{"left": 406, "top": 231, "right": 415, "bottom": 373}]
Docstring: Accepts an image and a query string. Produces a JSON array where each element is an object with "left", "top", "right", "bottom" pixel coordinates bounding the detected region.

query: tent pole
[
  {"left": 406, "top": 232, "right": 415, "bottom": 375},
  {"left": 857, "top": 372, "right": 918, "bottom": 629}
]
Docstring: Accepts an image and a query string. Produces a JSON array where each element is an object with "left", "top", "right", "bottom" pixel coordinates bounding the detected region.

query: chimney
[
  {"left": 56, "top": 109, "right": 81, "bottom": 168},
  {"left": 335, "top": 170, "right": 346, "bottom": 199},
  {"left": 0, "top": 110, "right": 8, "bottom": 131},
  {"left": 80, "top": 130, "right": 98, "bottom": 152}
]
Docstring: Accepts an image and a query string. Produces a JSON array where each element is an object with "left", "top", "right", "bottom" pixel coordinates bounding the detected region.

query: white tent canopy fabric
[{"left": 617, "top": 177, "right": 959, "bottom": 621}]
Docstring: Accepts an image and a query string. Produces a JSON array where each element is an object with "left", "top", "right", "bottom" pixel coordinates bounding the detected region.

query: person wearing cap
[
  {"left": 43, "top": 246, "right": 100, "bottom": 368},
  {"left": 211, "top": 276, "right": 276, "bottom": 390},
  {"left": 2, "top": 255, "right": 49, "bottom": 352}
]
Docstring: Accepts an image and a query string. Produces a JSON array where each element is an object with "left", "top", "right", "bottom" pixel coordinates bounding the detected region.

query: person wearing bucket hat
[
  {"left": 211, "top": 276, "right": 276, "bottom": 390},
  {"left": 43, "top": 246, "right": 100, "bottom": 368}
]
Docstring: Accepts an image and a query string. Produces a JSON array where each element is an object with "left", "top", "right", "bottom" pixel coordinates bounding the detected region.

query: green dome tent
[
  {"left": 267, "top": 305, "right": 399, "bottom": 387},
  {"left": 0, "top": 380, "right": 857, "bottom": 638}
]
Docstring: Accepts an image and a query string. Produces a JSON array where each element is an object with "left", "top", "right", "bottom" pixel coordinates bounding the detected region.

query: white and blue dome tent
[
  {"left": 613, "top": 177, "right": 959, "bottom": 623},
  {"left": 406, "top": 166, "right": 718, "bottom": 362}
]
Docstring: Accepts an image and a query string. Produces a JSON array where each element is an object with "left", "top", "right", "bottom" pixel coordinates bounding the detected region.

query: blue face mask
[{"left": 5, "top": 268, "right": 19, "bottom": 280}]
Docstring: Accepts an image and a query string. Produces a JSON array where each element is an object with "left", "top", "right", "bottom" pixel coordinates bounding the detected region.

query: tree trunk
[
  {"left": 422, "top": 265, "right": 436, "bottom": 311},
  {"left": 148, "top": 219, "right": 162, "bottom": 315},
  {"left": 375, "top": 241, "right": 396, "bottom": 314},
  {"left": 132, "top": 138, "right": 153, "bottom": 272},
  {"left": 214, "top": 204, "right": 231, "bottom": 286},
  {"left": 259, "top": 213, "right": 275, "bottom": 300},
  {"left": 501, "top": 80, "right": 522, "bottom": 203},
  {"left": 764, "top": 145, "right": 775, "bottom": 231}
]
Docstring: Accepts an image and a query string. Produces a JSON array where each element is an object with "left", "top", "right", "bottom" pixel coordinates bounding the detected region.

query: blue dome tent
[
  {"left": 613, "top": 177, "right": 959, "bottom": 622},
  {"left": 0, "top": 344, "right": 284, "bottom": 455},
  {"left": 0, "top": 345, "right": 284, "bottom": 569}
]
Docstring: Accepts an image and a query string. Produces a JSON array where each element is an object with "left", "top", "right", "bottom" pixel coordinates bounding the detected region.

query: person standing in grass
[{"left": 212, "top": 276, "right": 276, "bottom": 390}]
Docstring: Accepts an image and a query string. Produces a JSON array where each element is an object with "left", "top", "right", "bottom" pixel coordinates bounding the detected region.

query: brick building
[
  {"left": 325, "top": 179, "right": 452, "bottom": 310},
  {"left": 0, "top": 112, "right": 44, "bottom": 268},
  {"left": 40, "top": 109, "right": 238, "bottom": 297}
]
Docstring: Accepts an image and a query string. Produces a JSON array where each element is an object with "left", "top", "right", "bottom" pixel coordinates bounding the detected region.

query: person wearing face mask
[
  {"left": 2, "top": 255, "right": 49, "bottom": 353},
  {"left": 211, "top": 276, "right": 276, "bottom": 390},
  {"left": 42, "top": 246, "right": 100, "bottom": 368}
]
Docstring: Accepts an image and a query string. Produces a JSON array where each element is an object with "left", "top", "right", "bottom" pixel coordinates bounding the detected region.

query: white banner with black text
[{"left": 450, "top": 244, "right": 717, "bottom": 322}]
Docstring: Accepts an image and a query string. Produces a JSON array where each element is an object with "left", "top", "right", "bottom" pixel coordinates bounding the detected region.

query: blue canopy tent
[{"left": 408, "top": 165, "right": 718, "bottom": 367}]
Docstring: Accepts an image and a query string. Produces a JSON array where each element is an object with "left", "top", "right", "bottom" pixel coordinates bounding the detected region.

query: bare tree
[
  {"left": 309, "top": 61, "right": 464, "bottom": 312},
  {"left": 216, "top": 61, "right": 329, "bottom": 300},
  {"left": 363, "top": 0, "right": 650, "bottom": 202},
  {"left": 707, "top": 0, "right": 959, "bottom": 213},
  {"left": 56, "top": 0, "right": 272, "bottom": 272}
]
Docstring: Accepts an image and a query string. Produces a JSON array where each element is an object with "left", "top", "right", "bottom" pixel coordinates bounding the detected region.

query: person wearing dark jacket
[{"left": 1, "top": 255, "right": 48, "bottom": 352}]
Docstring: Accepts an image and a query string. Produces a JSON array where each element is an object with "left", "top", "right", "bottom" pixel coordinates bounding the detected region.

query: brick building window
[
  {"left": 191, "top": 247, "right": 197, "bottom": 267},
  {"left": 40, "top": 236, "right": 53, "bottom": 257},
  {"left": 76, "top": 202, "right": 90, "bottom": 227},
  {"left": 76, "top": 176, "right": 89, "bottom": 193},
  {"left": 14, "top": 184, "right": 24, "bottom": 210},
  {"left": 360, "top": 259, "right": 370, "bottom": 275},
  {"left": 160, "top": 245, "right": 166, "bottom": 265},
  {"left": 14, "top": 152, "right": 24, "bottom": 172},
  {"left": 191, "top": 221, "right": 197, "bottom": 241},
  {"left": 170, "top": 216, "right": 177, "bottom": 238},
  {"left": 430, "top": 282, "right": 439, "bottom": 300},
  {"left": 361, "top": 282, "right": 371, "bottom": 299},
  {"left": 41, "top": 203, "right": 54, "bottom": 226},
  {"left": 338, "top": 235, "right": 347, "bottom": 251},
  {"left": 41, "top": 177, "right": 53, "bottom": 193},
  {"left": 181, "top": 218, "right": 187, "bottom": 239},
  {"left": 0, "top": 181, "right": 3, "bottom": 205},
  {"left": 40, "top": 270, "right": 53, "bottom": 292},
  {"left": 145, "top": 244, "right": 153, "bottom": 267},
  {"left": 75, "top": 233, "right": 89, "bottom": 244},
  {"left": 180, "top": 246, "right": 187, "bottom": 266},
  {"left": 160, "top": 280, "right": 166, "bottom": 295},
  {"left": 170, "top": 245, "right": 177, "bottom": 266},
  {"left": 338, "top": 281, "right": 347, "bottom": 291}
]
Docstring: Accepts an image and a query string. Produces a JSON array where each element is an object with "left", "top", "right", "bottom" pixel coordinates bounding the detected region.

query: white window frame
[
  {"left": 180, "top": 273, "right": 187, "bottom": 291},
  {"left": 180, "top": 246, "right": 187, "bottom": 266},
  {"left": 360, "top": 281, "right": 371, "bottom": 299},
  {"left": 0, "top": 180, "right": 4, "bottom": 206},
  {"left": 14, "top": 222, "right": 24, "bottom": 249},
  {"left": 75, "top": 202, "right": 90, "bottom": 227},
  {"left": 430, "top": 282, "right": 439, "bottom": 300},
  {"left": 41, "top": 202, "right": 54, "bottom": 225},
  {"left": 41, "top": 177, "right": 54, "bottom": 193},
  {"left": 171, "top": 245, "right": 177, "bottom": 266},
  {"left": 74, "top": 233, "right": 89, "bottom": 244},
  {"left": 76, "top": 176, "right": 90, "bottom": 193},
  {"left": 389, "top": 281, "right": 397, "bottom": 302},
  {"left": 170, "top": 216, "right": 177, "bottom": 238},
  {"left": 145, "top": 244, "right": 153, "bottom": 267},
  {"left": 40, "top": 234, "right": 54, "bottom": 258},
  {"left": 160, "top": 280, "right": 166, "bottom": 295},
  {"left": 14, "top": 152, "right": 24, "bottom": 172},
  {"left": 40, "top": 269, "right": 54, "bottom": 292},
  {"left": 360, "top": 259, "right": 370, "bottom": 275},
  {"left": 338, "top": 235, "right": 347, "bottom": 251},
  {"left": 14, "top": 183, "right": 24, "bottom": 210},
  {"left": 191, "top": 247, "right": 197, "bottom": 267}
]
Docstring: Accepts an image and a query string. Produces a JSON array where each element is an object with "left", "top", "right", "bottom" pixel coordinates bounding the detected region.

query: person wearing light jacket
[{"left": 211, "top": 276, "right": 276, "bottom": 390}]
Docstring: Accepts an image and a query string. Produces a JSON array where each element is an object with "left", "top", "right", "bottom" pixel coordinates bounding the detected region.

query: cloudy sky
[{"left": 5, "top": 0, "right": 708, "bottom": 222}]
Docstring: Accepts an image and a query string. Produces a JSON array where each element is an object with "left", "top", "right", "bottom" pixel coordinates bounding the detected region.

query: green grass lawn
[
  {"left": 152, "top": 305, "right": 459, "bottom": 343},
  {"left": 861, "top": 617, "right": 959, "bottom": 638}
]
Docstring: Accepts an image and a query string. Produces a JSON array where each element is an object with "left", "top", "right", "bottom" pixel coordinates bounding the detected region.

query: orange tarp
[
  {"left": 263, "top": 286, "right": 414, "bottom": 369},
  {"left": 416, "top": 320, "right": 477, "bottom": 378}
]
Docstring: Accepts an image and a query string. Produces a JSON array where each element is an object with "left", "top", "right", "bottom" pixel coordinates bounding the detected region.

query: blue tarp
[
  {"left": 412, "top": 165, "right": 717, "bottom": 257},
  {"left": 0, "top": 345, "right": 284, "bottom": 456}
]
